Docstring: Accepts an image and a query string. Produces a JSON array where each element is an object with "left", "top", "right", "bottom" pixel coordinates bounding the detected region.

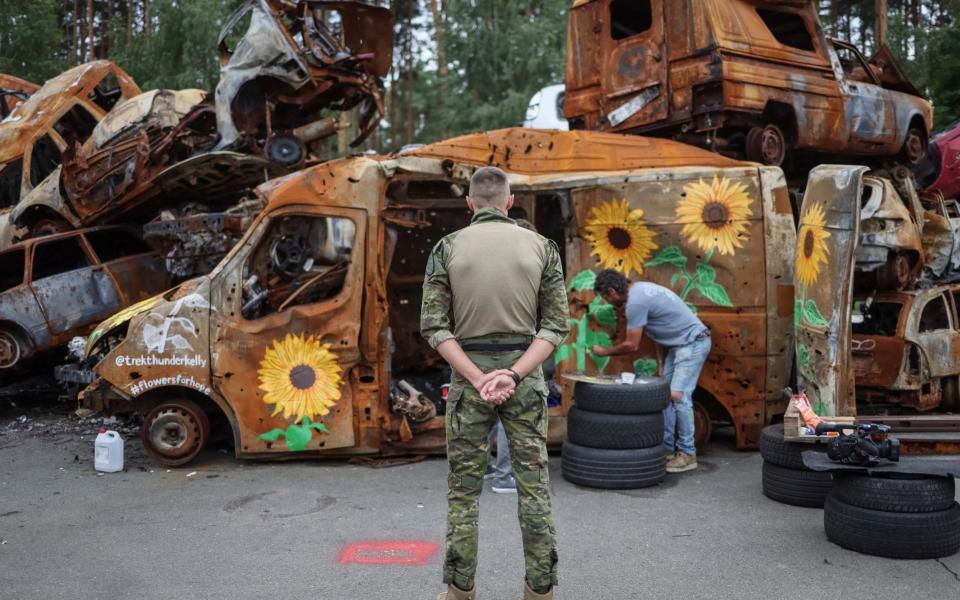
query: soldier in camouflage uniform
[{"left": 421, "top": 166, "right": 570, "bottom": 600}]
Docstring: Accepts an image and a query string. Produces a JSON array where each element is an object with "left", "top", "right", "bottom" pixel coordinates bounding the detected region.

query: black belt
[{"left": 460, "top": 336, "right": 532, "bottom": 352}]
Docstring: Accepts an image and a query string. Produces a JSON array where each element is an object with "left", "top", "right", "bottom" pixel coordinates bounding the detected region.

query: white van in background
[{"left": 523, "top": 84, "right": 568, "bottom": 130}]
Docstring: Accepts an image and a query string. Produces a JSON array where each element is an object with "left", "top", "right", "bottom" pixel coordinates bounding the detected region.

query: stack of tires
[
  {"left": 759, "top": 424, "right": 832, "bottom": 507},
  {"left": 825, "top": 474, "right": 960, "bottom": 558},
  {"left": 561, "top": 378, "right": 670, "bottom": 489}
]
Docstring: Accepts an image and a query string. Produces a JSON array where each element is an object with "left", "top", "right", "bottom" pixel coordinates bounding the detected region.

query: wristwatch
[{"left": 508, "top": 369, "right": 522, "bottom": 386}]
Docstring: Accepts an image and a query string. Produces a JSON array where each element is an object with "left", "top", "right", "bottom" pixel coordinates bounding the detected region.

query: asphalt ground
[{"left": 0, "top": 412, "right": 958, "bottom": 600}]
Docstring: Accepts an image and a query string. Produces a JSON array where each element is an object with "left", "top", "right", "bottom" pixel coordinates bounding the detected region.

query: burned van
[
  {"left": 80, "top": 128, "right": 797, "bottom": 465},
  {"left": 564, "top": 0, "right": 932, "bottom": 166}
]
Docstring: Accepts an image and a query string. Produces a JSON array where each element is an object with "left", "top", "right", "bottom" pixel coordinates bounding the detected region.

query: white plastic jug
[{"left": 94, "top": 428, "right": 124, "bottom": 473}]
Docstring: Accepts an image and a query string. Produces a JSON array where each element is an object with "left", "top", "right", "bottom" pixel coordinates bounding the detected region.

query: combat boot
[
  {"left": 437, "top": 584, "right": 476, "bottom": 600},
  {"left": 521, "top": 582, "right": 553, "bottom": 600}
]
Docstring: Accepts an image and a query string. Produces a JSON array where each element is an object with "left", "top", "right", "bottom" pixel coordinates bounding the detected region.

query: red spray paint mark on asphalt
[{"left": 338, "top": 540, "right": 439, "bottom": 566}]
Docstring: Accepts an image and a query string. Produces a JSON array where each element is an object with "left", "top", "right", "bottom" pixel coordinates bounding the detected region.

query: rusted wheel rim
[
  {"left": 0, "top": 330, "right": 20, "bottom": 369},
  {"left": 892, "top": 252, "right": 912, "bottom": 290},
  {"left": 903, "top": 128, "right": 925, "bottom": 164},
  {"left": 759, "top": 125, "right": 786, "bottom": 166},
  {"left": 141, "top": 402, "right": 209, "bottom": 466},
  {"left": 693, "top": 400, "right": 712, "bottom": 452},
  {"left": 31, "top": 219, "right": 69, "bottom": 238}
]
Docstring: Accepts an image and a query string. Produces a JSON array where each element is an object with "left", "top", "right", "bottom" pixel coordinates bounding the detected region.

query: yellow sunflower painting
[
  {"left": 258, "top": 333, "right": 343, "bottom": 423},
  {"left": 676, "top": 176, "right": 753, "bottom": 256},
  {"left": 584, "top": 199, "right": 658, "bottom": 276},
  {"left": 796, "top": 202, "right": 831, "bottom": 287}
]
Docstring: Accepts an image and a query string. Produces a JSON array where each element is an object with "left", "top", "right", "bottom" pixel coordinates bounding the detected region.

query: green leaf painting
[
  {"left": 568, "top": 269, "right": 597, "bottom": 291},
  {"left": 557, "top": 271, "right": 617, "bottom": 374},
  {"left": 645, "top": 245, "right": 688, "bottom": 268},
  {"left": 802, "top": 299, "right": 829, "bottom": 328},
  {"left": 633, "top": 358, "right": 658, "bottom": 377},
  {"left": 646, "top": 246, "right": 732, "bottom": 309},
  {"left": 258, "top": 417, "right": 330, "bottom": 452}
]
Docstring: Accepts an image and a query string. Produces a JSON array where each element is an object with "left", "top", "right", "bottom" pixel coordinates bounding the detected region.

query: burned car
[
  {"left": 216, "top": 0, "right": 394, "bottom": 163},
  {"left": 564, "top": 0, "right": 932, "bottom": 166},
  {"left": 0, "top": 226, "right": 170, "bottom": 377},
  {"left": 0, "top": 61, "right": 141, "bottom": 249},
  {"left": 851, "top": 286, "right": 960, "bottom": 413},
  {"left": 10, "top": 88, "right": 277, "bottom": 278},
  {"left": 0, "top": 74, "right": 38, "bottom": 118},
  {"left": 917, "top": 120, "right": 960, "bottom": 202}
]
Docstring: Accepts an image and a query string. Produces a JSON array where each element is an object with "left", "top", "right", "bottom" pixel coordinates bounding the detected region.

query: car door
[
  {"left": 82, "top": 229, "right": 170, "bottom": 302},
  {"left": 914, "top": 292, "right": 960, "bottom": 378},
  {"left": 28, "top": 234, "right": 121, "bottom": 337},
  {"left": 795, "top": 165, "right": 868, "bottom": 417},
  {"left": 600, "top": 0, "right": 668, "bottom": 129},
  {"left": 209, "top": 205, "right": 366, "bottom": 455},
  {"left": 829, "top": 40, "right": 896, "bottom": 152}
]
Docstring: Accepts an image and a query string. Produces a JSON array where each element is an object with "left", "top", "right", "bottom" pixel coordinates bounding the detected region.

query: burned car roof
[
  {"left": 0, "top": 61, "right": 141, "bottom": 164},
  {"left": 0, "top": 74, "right": 39, "bottom": 116}
]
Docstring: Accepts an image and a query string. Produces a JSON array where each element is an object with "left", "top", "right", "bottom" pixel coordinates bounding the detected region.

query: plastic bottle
[{"left": 94, "top": 428, "right": 124, "bottom": 473}]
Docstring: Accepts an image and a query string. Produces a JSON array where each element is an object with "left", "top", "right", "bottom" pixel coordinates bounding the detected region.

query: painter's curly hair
[{"left": 593, "top": 269, "right": 628, "bottom": 295}]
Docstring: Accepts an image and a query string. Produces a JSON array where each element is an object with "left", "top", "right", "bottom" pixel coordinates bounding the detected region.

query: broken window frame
[
  {"left": 28, "top": 234, "right": 95, "bottom": 282},
  {"left": 755, "top": 8, "right": 817, "bottom": 53},
  {"left": 609, "top": 0, "right": 653, "bottom": 41},
  {"left": 0, "top": 248, "right": 26, "bottom": 291},
  {"left": 239, "top": 210, "right": 359, "bottom": 321},
  {"left": 83, "top": 229, "right": 153, "bottom": 264},
  {"left": 919, "top": 294, "right": 953, "bottom": 333},
  {"left": 52, "top": 102, "right": 99, "bottom": 146},
  {"left": 830, "top": 40, "right": 881, "bottom": 86}
]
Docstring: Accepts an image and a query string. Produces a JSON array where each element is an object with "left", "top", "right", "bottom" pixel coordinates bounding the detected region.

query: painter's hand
[
  {"left": 481, "top": 374, "right": 516, "bottom": 404},
  {"left": 591, "top": 345, "right": 608, "bottom": 357}
]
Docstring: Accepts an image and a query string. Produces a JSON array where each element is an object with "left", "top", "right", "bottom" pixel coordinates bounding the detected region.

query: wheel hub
[
  {"left": 0, "top": 331, "right": 19, "bottom": 369},
  {"left": 147, "top": 408, "right": 200, "bottom": 458}
]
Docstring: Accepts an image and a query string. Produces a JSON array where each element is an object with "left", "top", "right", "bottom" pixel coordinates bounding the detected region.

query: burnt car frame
[
  {"left": 564, "top": 0, "right": 933, "bottom": 166},
  {"left": 0, "top": 61, "right": 141, "bottom": 248},
  {"left": 0, "top": 226, "right": 170, "bottom": 376},
  {"left": 0, "top": 74, "right": 38, "bottom": 118},
  {"left": 216, "top": 0, "right": 393, "bottom": 162}
]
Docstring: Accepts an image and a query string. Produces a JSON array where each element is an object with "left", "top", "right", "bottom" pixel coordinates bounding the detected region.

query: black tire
[
  {"left": 824, "top": 495, "right": 960, "bottom": 559},
  {"left": 561, "top": 440, "right": 665, "bottom": 489},
  {"left": 573, "top": 378, "right": 670, "bottom": 414},
  {"left": 833, "top": 474, "right": 956, "bottom": 513},
  {"left": 567, "top": 406, "right": 663, "bottom": 449},
  {"left": 762, "top": 461, "right": 833, "bottom": 508},
  {"left": 759, "top": 424, "right": 826, "bottom": 470}
]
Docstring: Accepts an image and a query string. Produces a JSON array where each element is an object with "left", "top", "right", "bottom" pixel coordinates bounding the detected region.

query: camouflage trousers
[{"left": 443, "top": 349, "right": 558, "bottom": 592}]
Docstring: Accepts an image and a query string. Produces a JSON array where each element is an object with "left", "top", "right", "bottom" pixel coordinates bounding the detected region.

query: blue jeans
[
  {"left": 662, "top": 336, "right": 711, "bottom": 456},
  {"left": 486, "top": 418, "right": 512, "bottom": 479}
]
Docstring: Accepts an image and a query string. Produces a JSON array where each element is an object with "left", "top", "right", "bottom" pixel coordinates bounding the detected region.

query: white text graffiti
[
  {"left": 128, "top": 374, "right": 212, "bottom": 397},
  {"left": 114, "top": 354, "right": 207, "bottom": 368}
]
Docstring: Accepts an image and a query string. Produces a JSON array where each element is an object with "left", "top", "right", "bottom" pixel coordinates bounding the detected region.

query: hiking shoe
[
  {"left": 666, "top": 452, "right": 698, "bottom": 473},
  {"left": 492, "top": 475, "right": 517, "bottom": 494}
]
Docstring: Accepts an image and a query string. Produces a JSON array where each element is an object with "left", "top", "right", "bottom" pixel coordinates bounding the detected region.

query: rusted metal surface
[
  {"left": 83, "top": 128, "right": 798, "bottom": 458},
  {"left": 855, "top": 175, "right": 924, "bottom": 290},
  {"left": 215, "top": 0, "right": 393, "bottom": 154},
  {"left": 0, "top": 75, "right": 38, "bottom": 118},
  {"left": 0, "top": 226, "right": 169, "bottom": 378},
  {"left": 0, "top": 62, "right": 141, "bottom": 224},
  {"left": 564, "top": 0, "right": 932, "bottom": 165}
]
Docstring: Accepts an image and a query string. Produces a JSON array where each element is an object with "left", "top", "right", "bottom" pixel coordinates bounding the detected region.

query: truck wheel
[
  {"left": 825, "top": 494, "right": 960, "bottom": 559},
  {"left": 900, "top": 126, "right": 927, "bottom": 164},
  {"left": 762, "top": 461, "right": 833, "bottom": 508},
  {"left": 759, "top": 424, "right": 826, "bottom": 470},
  {"left": 561, "top": 440, "right": 665, "bottom": 489},
  {"left": 29, "top": 218, "right": 71, "bottom": 238},
  {"left": 0, "top": 328, "right": 25, "bottom": 371},
  {"left": 833, "top": 474, "right": 956, "bottom": 513},
  {"left": 141, "top": 399, "right": 210, "bottom": 467},
  {"left": 573, "top": 378, "right": 669, "bottom": 414},
  {"left": 693, "top": 400, "right": 712, "bottom": 451},
  {"left": 745, "top": 124, "right": 786, "bottom": 166},
  {"left": 567, "top": 407, "right": 663, "bottom": 449}
]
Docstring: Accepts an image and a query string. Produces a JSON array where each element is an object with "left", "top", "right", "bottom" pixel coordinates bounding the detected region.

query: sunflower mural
[
  {"left": 584, "top": 199, "right": 658, "bottom": 276},
  {"left": 257, "top": 333, "right": 343, "bottom": 451},
  {"left": 643, "top": 176, "right": 754, "bottom": 309},
  {"left": 796, "top": 201, "right": 831, "bottom": 288},
  {"left": 676, "top": 176, "right": 753, "bottom": 257}
]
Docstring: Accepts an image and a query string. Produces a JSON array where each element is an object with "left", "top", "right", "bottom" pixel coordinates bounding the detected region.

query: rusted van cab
[
  {"left": 81, "top": 129, "right": 796, "bottom": 465},
  {"left": 564, "top": 0, "right": 932, "bottom": 166}
]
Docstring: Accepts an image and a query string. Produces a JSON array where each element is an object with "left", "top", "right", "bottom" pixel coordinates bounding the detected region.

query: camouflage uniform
[{"left": 421, "top": 206, "right": 570, "bottom": 593}]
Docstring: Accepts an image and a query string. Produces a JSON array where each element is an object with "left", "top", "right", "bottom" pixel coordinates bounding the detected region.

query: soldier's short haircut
[
  {"left": 468, "top": 167, "right": 510, "bottom": 206},
  {"left": 594, "top": 269, "right": 629, "bottom": 295}
]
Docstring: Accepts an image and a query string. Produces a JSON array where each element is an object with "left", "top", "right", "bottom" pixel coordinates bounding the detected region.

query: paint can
[{"left": 94, "top": 429, "right": 124, "bottom": 473}]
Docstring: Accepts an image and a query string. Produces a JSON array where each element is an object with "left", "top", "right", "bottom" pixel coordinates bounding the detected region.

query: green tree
[{"left": 0, "top": 0, "right": 70, "bottom": 83}]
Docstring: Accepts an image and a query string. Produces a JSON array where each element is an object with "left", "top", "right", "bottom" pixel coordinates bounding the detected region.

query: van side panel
[{"left": 563, "top": 167, "right": 770, "bottom": 448}]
